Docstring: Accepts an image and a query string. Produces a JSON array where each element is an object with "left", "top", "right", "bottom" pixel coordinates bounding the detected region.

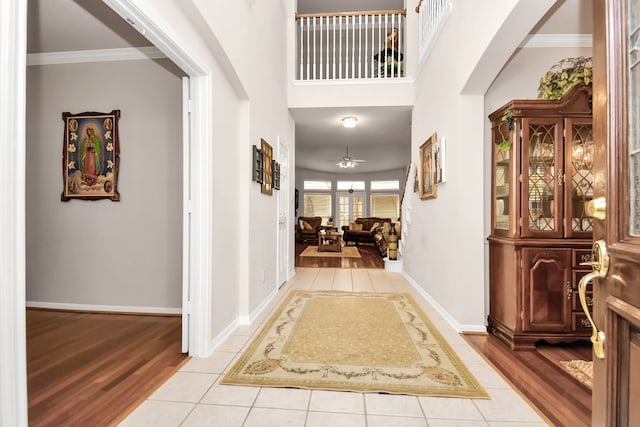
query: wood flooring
[
  {"left": 464, "top": 333, "right": 592, "bottom": 427},
  {"left": 27, "top": 309, "right": 188, "bottom": 427},
  {"left": 295, "top": 242, "right": 385, "bottom": 269}
]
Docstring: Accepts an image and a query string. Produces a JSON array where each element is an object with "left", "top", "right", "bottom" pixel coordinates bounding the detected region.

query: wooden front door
[{"left": 590, "top": 1, "right": 640, "bottom": 425}]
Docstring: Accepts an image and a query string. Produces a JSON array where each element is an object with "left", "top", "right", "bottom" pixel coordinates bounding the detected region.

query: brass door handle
[
  {"left": 578, "top": 240, "right": 609, "bottom": 359},
  {"left": 585, "top": 196, "right": 606, "bottom": 220}
]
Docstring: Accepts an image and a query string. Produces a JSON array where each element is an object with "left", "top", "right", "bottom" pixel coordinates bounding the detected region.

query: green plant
[
  {"left": 538, "top": 57, "right": 593, "bottom": 100},
  {"left": 496, "top": 110, "right": 514, "bottom": 151}
]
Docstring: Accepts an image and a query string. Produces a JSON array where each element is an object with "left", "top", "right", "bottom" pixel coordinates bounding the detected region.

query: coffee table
[{"left": 318, "top": 231, "right": 342, "bottom": 253}]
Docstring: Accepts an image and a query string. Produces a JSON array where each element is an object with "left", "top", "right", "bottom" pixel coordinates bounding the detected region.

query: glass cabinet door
[
  {"left": 522, "top": 118, "right": 564, "bottom": 238},
  {"left": 492, "top": 118, "right": 514, "bottom": 235},
  {"left": 565, "top": 118, "right": 594, "bottom": 238}
]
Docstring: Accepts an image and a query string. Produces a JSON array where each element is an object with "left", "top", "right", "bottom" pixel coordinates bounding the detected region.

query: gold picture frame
[
  {"left": 419, "top": 133, "right": 437, "bottom": 200},
  {"left": 261, "top": 138, "right": 273, "bottom": 195}
]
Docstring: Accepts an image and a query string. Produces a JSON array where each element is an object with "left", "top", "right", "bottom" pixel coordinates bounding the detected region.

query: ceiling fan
[{"left": 336, "top": 147, "right": 366, "bottom": 168}]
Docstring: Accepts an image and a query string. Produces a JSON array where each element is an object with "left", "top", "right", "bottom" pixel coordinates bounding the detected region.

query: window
[
  {"left": 370, "top": 194, "right": 399, "bottom": 220},
  {"left": 337, "top": 181, "right": 365, "bottom": 191},
  {"left": 371, "top": 180, "right": 400, "bottom": 191},
  {"left": 304, "top": 180, "right": 332, "bottom": 190},
  {"left": 303, "top": 194, "right": 332, "bottom": 220},
  {"left": 303, "top": 180, "right": 332, "bottom": 221}
]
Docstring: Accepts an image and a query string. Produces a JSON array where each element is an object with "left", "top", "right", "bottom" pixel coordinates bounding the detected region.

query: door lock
[
  {"left": 578, "top": 240, "right": 609, "bottom": 359},
  {"left": 585, "top": 197, "right": 606, "bottom": 220}
]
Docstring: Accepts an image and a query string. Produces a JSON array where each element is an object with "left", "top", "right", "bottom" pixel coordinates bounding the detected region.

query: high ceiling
[
  {"left": 292, "top": 106, "right": 412, "bottom": 174},
  {"left": 27, "top": 0, "right": 592, "bottom": 175}
]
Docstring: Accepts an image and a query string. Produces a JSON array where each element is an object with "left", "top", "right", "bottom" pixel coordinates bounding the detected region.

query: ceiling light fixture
[
  {"left": 337, "top": 159, "right": 356, "bottom": 168},
  {"left": 336, "top": 146, "right": 365, "bottom": 169},
  {"left": 341, "top": 116, "right": 358, "bottom": 128}
]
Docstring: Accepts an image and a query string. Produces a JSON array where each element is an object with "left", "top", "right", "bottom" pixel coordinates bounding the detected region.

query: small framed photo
[
  {"left": 419, "top": 133, "right": 437, "bottom": 200},
  {"left": 253, "top": 145, "right": 263, "bottom": 183},
  {"left": 435, "top": 136, "right": 446, "bottom": 184},
  {"left": 61, "top": 110, "right": 120, "bottom": 201},
  {"left": 272, "top": 160, "right": 280, "bottom": 190}
]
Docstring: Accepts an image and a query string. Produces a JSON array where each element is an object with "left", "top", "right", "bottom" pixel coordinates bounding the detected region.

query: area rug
[
  {"left": 300, "top": 245, "right": 361, "bottom": 258},
  {"left": 222, "top": 291, "right": 489, "bottom": 398},
  {"left": 560, "top": 360, "right": 593, "bottom": 388}
]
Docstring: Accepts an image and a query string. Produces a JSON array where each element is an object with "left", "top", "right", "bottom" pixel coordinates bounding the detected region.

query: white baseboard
[
  {"left": 26, "top": 300, "right": 181, "bottom": 315},
  {"left": 400, "top": 272, "right": 486, "bottom": 334},
  {"left": 238, "top": 286, "right": 278, "bottom": 326},
  {"left": 207, "top": 318, "right": 239, "bottom": 355}
]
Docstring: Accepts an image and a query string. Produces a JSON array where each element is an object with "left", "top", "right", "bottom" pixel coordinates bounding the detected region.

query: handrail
[
  {"left": 295, "top": 9, "right": 406, "bottom": 19},
  {"left": 295, "top": 9, "right": 406, "bottom": 80}
]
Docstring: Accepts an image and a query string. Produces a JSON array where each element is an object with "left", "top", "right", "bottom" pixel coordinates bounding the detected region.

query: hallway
[{"left": 120, "top": 268, "right": 548, "bottom": 426}]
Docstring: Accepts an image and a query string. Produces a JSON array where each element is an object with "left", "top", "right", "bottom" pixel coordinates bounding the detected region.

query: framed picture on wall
[
  {"left": 419, "top": 133, "right": 437, "bottom": 200},
  {"left": 261, "top": 138, "right": 273, "bottom": 195},
  {"left": 61, "top": 110, "right": 121, "bottom": 201},
  {"left": 252, "top": 145, "right": 263, "bottom": 183},
  {"left": 435, "top": 136, "right": 447, "bottom": 184},
  {"left": 272, "top": 159, "right": 280, "bottom": 190}
]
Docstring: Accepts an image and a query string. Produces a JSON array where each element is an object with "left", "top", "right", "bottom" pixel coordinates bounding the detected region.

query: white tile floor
[{"left": 119, "top": 268, "right": 550, "bottom": 427}]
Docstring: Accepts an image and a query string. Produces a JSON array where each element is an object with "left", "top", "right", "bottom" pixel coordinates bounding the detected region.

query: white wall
[
  {"left": 170, "top": 0, "right": 295, "bottom": 320},
  {"left": 402, "top": 0, "right": 559, "bottom": 330},
  {"left": 25, "top": 59, "right": 183, "bottom": 310}
]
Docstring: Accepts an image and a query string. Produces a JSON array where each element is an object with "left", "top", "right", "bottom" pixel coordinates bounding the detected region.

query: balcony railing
[
  {"left": 295, "top": 9, "right": 406, "bottom": 81},
  {"left": 416, "top": 0, "right": 452, "bottom": 62}
]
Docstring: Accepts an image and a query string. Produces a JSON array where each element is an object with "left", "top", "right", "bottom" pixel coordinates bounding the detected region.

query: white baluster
[
  {"left": 399, "top": 14, "right": 403, "bottom": 77},
  {"left": 377, "top": 14, "right": 381, "bottom": 78},
  {"left": 297, "top": 18, "right": 301, "bottom": 79},
  {"left": 319, "top": 16, "right": 323, "bottom": 80},
  {"left": 306, "top": 17, "right": 310, "bottom": 80},
  {"left": 358, "top": 14, "right": 362, "bottom": 79},
  {"left": 332, "top": 16, "right": 336, "bottom": 79},
  {"left": 339, "top": 16, "right": 343, "bottom": 79},
  {"left": 326, "top": 16, "right": 330, "bottom": 79},
  {"left": 391, "top": 13, "right": 395, "bottom": 78},
  {"left": 351, "top": 15, "right": 355, "bottom": 79}
]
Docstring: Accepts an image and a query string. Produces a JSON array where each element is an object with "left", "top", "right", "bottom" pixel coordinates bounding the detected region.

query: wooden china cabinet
[{"left": 487, "top": 84, "right": 594, "bottom": 350}]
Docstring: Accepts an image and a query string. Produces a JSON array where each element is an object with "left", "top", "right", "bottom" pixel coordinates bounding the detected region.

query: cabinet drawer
[
  {"left": 572, "top": 291, "right": 593, "bottom": 311},
  {"left": 572, "top": 270, "right": 590, "bottom": 290},
  {"left": 573, "top": 249, "right": 592, "bottom": 267},
  {"left": 572, "top": 312, "right": 593, "bottom": 333}
]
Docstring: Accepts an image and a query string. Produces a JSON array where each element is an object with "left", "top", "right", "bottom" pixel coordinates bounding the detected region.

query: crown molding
[
  {"left": 26, "top": 46, "right": 165, "bottom": 66},
  {"left": 520, "top": 34, "right": 592, "bottom": 48}
]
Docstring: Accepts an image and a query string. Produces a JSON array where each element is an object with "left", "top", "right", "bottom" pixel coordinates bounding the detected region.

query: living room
[{"left": 293, "top": 105, "right": 410, "bottom": 268}]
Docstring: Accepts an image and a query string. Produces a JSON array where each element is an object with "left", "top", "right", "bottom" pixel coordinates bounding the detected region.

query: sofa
[
  {"left": 341, "top": 217, "right": 393, "bottom": 245},
  {"left": 295, "top": 216, "right": 323, "bottom": 243}
]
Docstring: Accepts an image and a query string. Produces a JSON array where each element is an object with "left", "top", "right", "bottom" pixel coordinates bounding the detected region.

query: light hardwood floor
[{"left": 27, "top": 309, "right": 188, "bottom": 426}]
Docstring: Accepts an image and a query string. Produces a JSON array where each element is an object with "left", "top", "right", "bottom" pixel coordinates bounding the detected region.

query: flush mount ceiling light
[{"left": 341, "top": 116, "right": 358, "bottom": 128}]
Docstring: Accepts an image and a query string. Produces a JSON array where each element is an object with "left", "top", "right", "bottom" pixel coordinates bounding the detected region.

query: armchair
[{"left": 295, "top": 216, "right": 323, "bottom": 243}]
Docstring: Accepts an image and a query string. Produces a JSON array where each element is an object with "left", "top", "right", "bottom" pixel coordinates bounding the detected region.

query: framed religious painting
[
  {"left": 261, "top": 138, "right": 273, "bottom": 195},
  {"left": 61, "top": 110, "right": 121, "bottom": 201},
  {"left": 419, "top": 133, "right": 437, "bottom": 200}
]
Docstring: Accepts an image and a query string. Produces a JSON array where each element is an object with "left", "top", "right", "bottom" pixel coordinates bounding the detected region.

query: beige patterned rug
[
  {"left": 222, "top": 291, "right": 489, "bottom": 398},
  {"left": 300, "top": 245, "right": 361, "bottom": 258},
  {"left": 560, "top": 360, "right": 593, "bottom": 388}
]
